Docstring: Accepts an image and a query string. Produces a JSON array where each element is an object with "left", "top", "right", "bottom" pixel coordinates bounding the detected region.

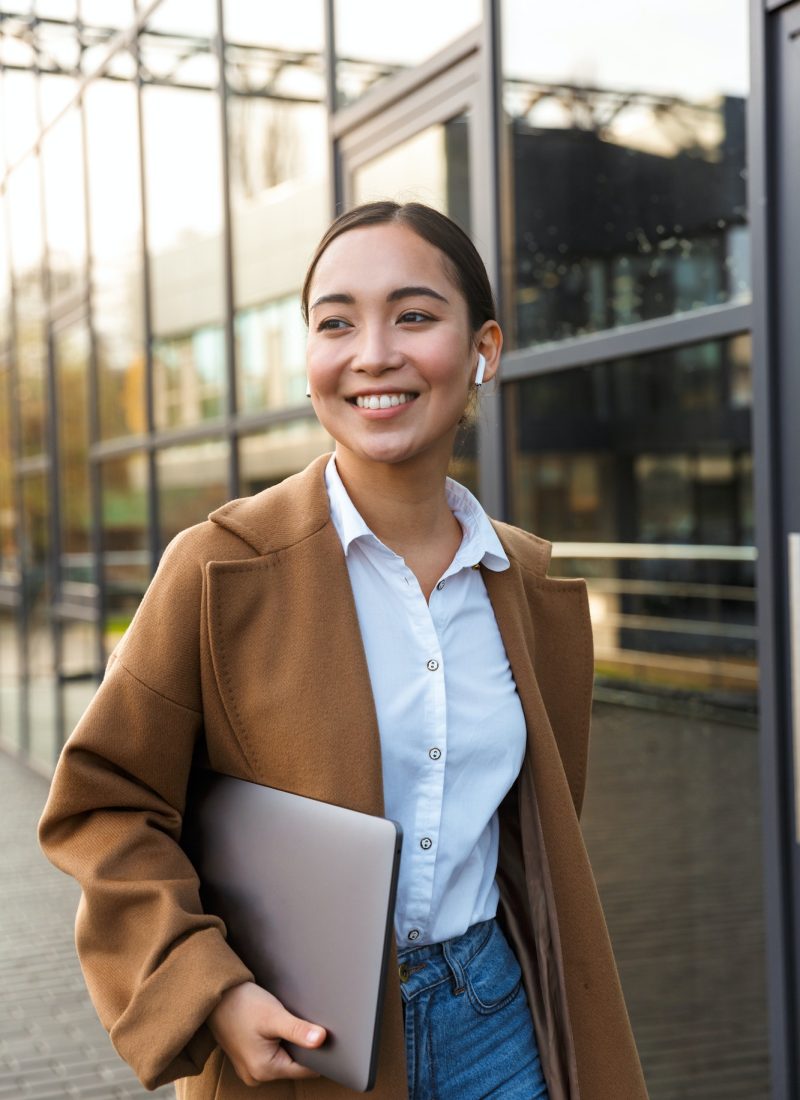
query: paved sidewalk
[
  {"left": 0, "top": 750, "right": 173, "bottom": 1099},
  {"left": 0, "top": 701, "right": 771, "bottom": 1099}
]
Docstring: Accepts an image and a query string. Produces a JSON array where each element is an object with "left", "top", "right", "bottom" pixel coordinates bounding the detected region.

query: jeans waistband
[{"left": 396, "top": 918, "right": 496, "bottom": 1000}]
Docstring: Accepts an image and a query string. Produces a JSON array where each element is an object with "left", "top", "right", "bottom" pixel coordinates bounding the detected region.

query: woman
[{"left": 39, "top": 202, "right": 648, "bottom": 1100}]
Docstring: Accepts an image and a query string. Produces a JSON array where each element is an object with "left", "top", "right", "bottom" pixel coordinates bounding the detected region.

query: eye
[
  {"left": 316, "top": 317, "right": 351, "bottom": 332},
  {"left": 398, "top": 310, "right": 434, "bottom": 324}
]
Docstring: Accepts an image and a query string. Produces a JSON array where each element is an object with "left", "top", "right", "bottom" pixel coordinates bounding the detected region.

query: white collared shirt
[{"left": 325, "top": 457, "right": 527, "bottom": 947}]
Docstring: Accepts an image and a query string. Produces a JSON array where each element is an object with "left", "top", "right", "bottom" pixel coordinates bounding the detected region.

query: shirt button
[
  {"left": 407, "top": 928, "right": 420, "bottom": 942},
  {"left": 436, "top": 580, "right": 445, "bottom": 590},
  {"left": 428, "top": 747, "right": 441, "bottom": 761},
  {"left": 420, "top": 837, "right": 432, "bottom": 850},
  {"left": 426, "top": 659, "right": 439, "bottom": 672}
]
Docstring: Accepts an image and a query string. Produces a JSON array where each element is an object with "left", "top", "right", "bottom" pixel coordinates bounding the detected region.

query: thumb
[{"left": 275, "top": 1008, "right": 327, "bottom": 1050}]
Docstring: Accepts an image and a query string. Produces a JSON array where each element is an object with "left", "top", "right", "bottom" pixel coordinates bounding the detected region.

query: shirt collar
[{"left": 324, "top": 455, "right": 509, "bottom": 573}]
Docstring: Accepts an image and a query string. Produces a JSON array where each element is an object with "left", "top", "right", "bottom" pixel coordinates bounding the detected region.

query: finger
[
  {"left": 256, "top": 1042, "right": 321, "bottom": 1082},
  {"left": 271, "top": 1009, "right": 327, "bottom": 1050}
]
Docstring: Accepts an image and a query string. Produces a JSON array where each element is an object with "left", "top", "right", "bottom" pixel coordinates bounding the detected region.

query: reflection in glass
[
  {"left": 101, "top": 454, "right": 150, "bottom": 652},
  {"left": 507, "top": 336, "right": 755, "bottom": 709},
  {"left": 40, "top": 72, "right": 79, "bottom": 129},
  {"left": 0, "top": 196, "right": 10, "bottom": 351},
  {"left": 352, "top": 116, "right": 470, "bottom": 233},
  {"left": 21, "top": 474, "right": 56, "bottom": 771},
  {"left": 502, "top": 0, "right": 749, "bottom": 348},
  {"left": 55, "top": 320, "right": 93, "bottom": 595},
  {"left": 235, "top": 297, "right": 307, "bottom": 413},
  {"left": 140, "top": 0, "right": 218, "bottom": 85},
  {"left": 153, "top": 327, "right": 226, "bottom": 428},
  {"left": 80, "top": 0, "right": 134, "bottom": 29},
  {"left": 42, "top": 107, "right": 86, "bottom": 303},
  {"left": 8, "top": 156, "right": 47, "bottom": 457},
  {"left": 142, "top": 83, "right": 227, "bottom": 429},
  {"left": 225, "top": 3, "right": 328, "bottom": 413},
  {"left": 156, "top": 440, "right": 229, "bottom": 550},
  {"left": 335, "top": 0, "right": 481, "bottom": 107},
  {"left": 240, "top": 421, "right": 332, "bottom": 494},
  {"left": 84, "top": 78, "right": 146, "bottom": 441},
  {"left": 508, "top": 333, "right": 765, "bottom": 1098},
  {"left": 59, "top": 621, "right": 100, "bottom": 745},
  {"left": 0, "top": 369, "right": 21, "bottom": 752},
  {"left": 1, "top": 69, "right": 38, "bottom": 164}
]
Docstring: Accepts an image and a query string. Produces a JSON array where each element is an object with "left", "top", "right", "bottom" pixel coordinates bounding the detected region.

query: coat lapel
[{"left": 205, "top": 459, "right": 386, "bottom": 817}]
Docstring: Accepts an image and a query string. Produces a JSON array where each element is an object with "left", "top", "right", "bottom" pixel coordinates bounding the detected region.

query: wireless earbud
[{"left": 475, "top": 354, "right": 486, "bottom": 387}]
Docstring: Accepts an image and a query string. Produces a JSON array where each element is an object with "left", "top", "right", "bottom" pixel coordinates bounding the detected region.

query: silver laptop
[{"left": 182, "top": 771, "right": 402, "bottom": 1092}]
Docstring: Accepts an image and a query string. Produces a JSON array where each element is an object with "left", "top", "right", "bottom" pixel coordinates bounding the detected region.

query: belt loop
[{"left": 442, "top": 937, "right": 466, "bottom": 995}]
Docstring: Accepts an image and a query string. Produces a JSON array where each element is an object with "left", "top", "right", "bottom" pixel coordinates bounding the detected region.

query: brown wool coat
[{"left": 38, "top": 455, "right": 648, "bottom": 1100}]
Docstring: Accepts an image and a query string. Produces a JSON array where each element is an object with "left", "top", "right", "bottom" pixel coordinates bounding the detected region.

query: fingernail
[{"left": 307, "top": 1027, "right": 322, "bottom": 1043}]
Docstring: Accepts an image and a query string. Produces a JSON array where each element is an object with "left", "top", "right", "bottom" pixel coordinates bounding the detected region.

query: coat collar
[{"left": 208, "top": 451, "right": 553, "bottom": 578}]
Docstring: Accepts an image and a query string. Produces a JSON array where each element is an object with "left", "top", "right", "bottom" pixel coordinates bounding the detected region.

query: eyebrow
[{"left": 309, "top": 285, "right": 450, "bottom": 311}]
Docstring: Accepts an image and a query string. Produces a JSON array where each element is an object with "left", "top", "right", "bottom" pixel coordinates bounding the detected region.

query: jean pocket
[{"left": 463, "top": 921, "right": 523, "bottom": 1016}]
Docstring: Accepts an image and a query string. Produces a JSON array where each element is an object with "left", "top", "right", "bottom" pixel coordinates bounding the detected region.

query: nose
[{"left": 351, "top": 322, "right": 403, "bottom": 375}]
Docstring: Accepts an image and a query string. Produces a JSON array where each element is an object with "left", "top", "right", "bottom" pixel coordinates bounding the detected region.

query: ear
[{"left": 474, "top": 321, "right": 503, "bottom": 385}]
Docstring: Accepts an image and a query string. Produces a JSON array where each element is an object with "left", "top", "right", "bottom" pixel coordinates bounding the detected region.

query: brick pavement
[
  {"left": 0, "top": 701, "right": 772, "bottom": 1099},
  {"left": 0, "top": 751, "right": 172, "bottom": 1099}
]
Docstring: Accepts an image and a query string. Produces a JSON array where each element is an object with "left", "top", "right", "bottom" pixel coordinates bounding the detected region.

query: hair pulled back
[{"left": 301, "top": 201, "right": 496, "bottom": 334}]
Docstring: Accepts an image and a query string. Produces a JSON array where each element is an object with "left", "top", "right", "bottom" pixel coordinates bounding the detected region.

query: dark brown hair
[{"left": 301, "top": 201, "right": 496, "bottom": 333}]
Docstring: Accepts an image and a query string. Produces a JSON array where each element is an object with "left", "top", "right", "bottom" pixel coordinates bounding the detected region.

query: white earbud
[
  {"left": 475, "top": 353, "right": 486, "bottom": 387},
  {"left": 305, "top": 379, "right": 311, "bottom": 397}
]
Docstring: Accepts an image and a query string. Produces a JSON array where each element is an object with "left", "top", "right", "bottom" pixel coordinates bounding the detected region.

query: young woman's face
[{"left": 305, "top": 223, "right": 498, "bottom": 472}]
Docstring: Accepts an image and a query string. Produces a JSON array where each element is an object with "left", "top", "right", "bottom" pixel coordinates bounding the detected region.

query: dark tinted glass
[{"left": 502, "top": 0, "right": 749, "bottom": 348}]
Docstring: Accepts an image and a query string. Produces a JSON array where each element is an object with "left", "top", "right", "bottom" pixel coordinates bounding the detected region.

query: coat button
[
  {"left": 420, "top": 837, "right": 432, "bottom": 850},
  {"left": 428, "top": 747, "right": 441, "bottom": 760},
  {"left": 407, "top": 928, "right": 420, "bottom": 941},
  {"left": 426, "top": 659, "right": 439, "bottom": 672},
  {"left": 398, "top": 963, "right": 410, "bottom": 983}
]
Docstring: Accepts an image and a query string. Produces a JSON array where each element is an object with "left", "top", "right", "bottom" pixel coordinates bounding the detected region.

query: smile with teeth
[{"left": 353, "top": 393, "right": 416, "bottom": 410}]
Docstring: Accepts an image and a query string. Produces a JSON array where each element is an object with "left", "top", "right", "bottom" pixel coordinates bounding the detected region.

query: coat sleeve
[{"left": 38, "top": 527, "right": 253, "bottom": 1091}]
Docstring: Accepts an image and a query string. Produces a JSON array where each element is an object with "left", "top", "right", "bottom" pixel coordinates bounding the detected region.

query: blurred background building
[{"left": 2, "top": 1, "right": 800, "bottom": 1097}]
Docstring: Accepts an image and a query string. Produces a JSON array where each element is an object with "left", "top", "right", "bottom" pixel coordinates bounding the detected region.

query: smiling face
[{"left": 305, "top": 222, "right": 499, "bottom": 478}]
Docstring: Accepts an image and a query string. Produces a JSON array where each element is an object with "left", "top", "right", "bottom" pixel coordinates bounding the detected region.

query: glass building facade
[{"left": 0, "top": 2, "right": 770, "bottom": 1097}]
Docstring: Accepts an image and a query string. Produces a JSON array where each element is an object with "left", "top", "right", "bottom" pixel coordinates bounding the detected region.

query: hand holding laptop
[{"left": 208, "top": 981, "right": 326, "bottom": 1086}]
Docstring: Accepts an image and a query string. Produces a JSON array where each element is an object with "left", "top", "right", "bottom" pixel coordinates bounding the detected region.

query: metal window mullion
[
  {"left": 78, "top": 81, "right": 107, "bottom": 675},
  {"left": 35, "top": 60, "right": 66, "bottom": 763},
  {"left": 323, "top": 0, "right": 341, "bottom": 217},
  {"left": 500, "top": 301, "right": 753, "bottom": 382},
  {"left": 214, "top": 0, "right": 239, "bottom": 501},
  {"left": 133, "top": 28, "right": 159, "bottom": 573},
  {"left": 475, "top": 0, "right": 505, "bottom": 519}
]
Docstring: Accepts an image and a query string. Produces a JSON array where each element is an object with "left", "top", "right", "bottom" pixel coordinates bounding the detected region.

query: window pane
[
  {"left": 142, "top": 82, "right": 227, "bottom": 430},
  {"left": 335, "top": 0, "right": 481, "bottom": 107},
  {"left": 55, "top": 319, "right": 94, "bottom": 597},
  {"left": 502, "top": 0, "right": 749, "bottom": 349},
  {"left": 42, "top": 106, "right": 86, "bottom": 303},
  {"left": 0, "top": 368, "right": 21, "bottom": 753},
  {"left": 85, "top": 78, "right": 146, "bottom": 441},
  {"left": 81, "top": 0, "right": 134, "bottom": 29},
  {"left": 101, "top": 453, "right": 150, "bottom": 652},
  {"left": 225, "top": 1, "right": 328, "bottom": 415},
  {"left": 156, "top": 440, "right": 229, "bottom": 549},
  {"left": 21, "top": 474, "right": 56, "bottom": 771},
  {"left": 0, "top": 193, "right": 11, "bottom": 352},
  {"left": 506, "top": 334, "right": 766, "bottom": 1098},
  {"left": 59, "top": 621, "right": 100, "bottom": 747},
  {"left": 8, "top": 156, "right": 48, "bottom": 458},
  {"left": 352, "top": 115, "right": 470, "bottom": 232},
  {"left": 2, "top": 69, "right": 38, "bottom": 164},
  {"left": 239, "top": 420, "right": 332, "bottom": 494}
]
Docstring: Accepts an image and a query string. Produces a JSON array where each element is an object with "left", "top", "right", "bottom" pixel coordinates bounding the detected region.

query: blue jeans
[{"left": 398, "top": 918, "right": 550, "bottom": 1100}]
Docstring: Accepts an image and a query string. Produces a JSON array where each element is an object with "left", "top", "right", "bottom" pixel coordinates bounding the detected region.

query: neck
[{"left": 333, "top": 446, "right": 460, "bottom": 558}]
